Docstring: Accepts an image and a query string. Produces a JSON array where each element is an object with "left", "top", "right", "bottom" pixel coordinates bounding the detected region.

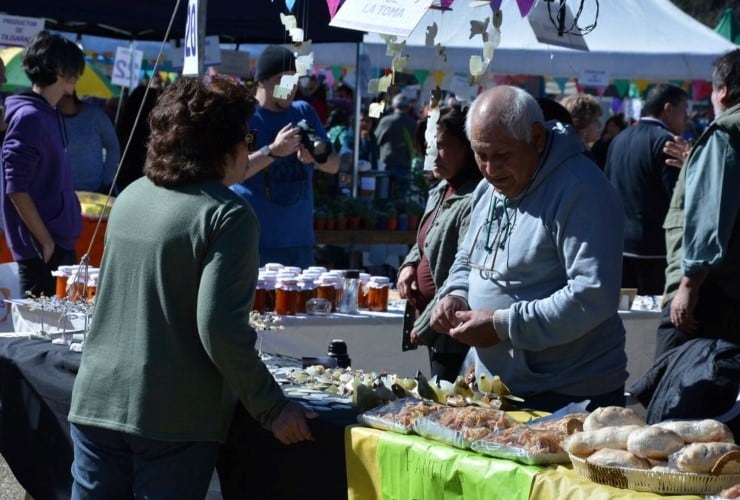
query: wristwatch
[{"left": 259, "top": 145, "right": 276, "bottom": 159}]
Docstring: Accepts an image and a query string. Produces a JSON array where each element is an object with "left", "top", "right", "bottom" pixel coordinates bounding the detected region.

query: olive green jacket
[{"left": 400, "top": 177, "right": 480, "bottom": 344}]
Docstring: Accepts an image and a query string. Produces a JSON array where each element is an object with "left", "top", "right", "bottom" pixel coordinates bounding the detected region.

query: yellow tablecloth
[{"left": 345, "top": 426, "right": 704, "bottom": 500}]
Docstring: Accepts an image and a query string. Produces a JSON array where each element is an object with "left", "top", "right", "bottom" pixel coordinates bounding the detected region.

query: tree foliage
[{"left": 671, "top": 0, "right": 739, "bottom": 29}]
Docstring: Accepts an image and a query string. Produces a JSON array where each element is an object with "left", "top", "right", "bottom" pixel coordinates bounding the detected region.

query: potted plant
[
  {"left": 346, "top": 198, "right": 363, "bottom": 230},
  {"left": 385, "top": 206, "right": 397, "bottom": 231},
  {"left": 407, "top": 201, "right": 424, "bottom": 231},
  {"left": 398, "top": 212, "right": 409, "bottom": 231},
  {"left": 314, "top": 207, "right": 328, "bottom": 230}
]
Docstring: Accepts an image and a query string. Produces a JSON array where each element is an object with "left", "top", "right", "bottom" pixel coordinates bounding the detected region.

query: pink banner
[{"left": 326, "top": 0, "right": 342, "bottom": 18}]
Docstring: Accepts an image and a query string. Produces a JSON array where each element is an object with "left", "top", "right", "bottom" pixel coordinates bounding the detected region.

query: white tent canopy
[{"left": 361, "top": 0, "right": 737, "bottom": 81}]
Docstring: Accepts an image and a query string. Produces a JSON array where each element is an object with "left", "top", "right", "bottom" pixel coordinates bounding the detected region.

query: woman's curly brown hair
[{"left": 144, "top": 75, "right": 256, "bottom": 187}]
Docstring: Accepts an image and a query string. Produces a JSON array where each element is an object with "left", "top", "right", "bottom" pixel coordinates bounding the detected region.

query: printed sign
[
  {"left": 330, "top": 0, "right": 433, "bottom": 37},
  {"left": 111, "top": 46, "right": 144, "bottom": 88},
  {"left": 0, "top": 14, "right": 44, "bottom": 47},
  {"left": 218, "top": 50, "right": 250, "bottom": 78},
  {"left": 528, "top": 0, "right": 589, "bottom": 51},
  {"left": 578, "top": 69, "right": 609, "bottom": 88},
  {"left": 171, "top": 36, "right": 221, "bottom": 71},
  {"left": 182, "top": 0, "right": 200, "bottom": 75}
]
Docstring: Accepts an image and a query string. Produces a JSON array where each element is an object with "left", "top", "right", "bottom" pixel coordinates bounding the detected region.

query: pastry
[
  {"left": 626, "top": 426, "right": 684, "bottom": 460},
  {"left": 563, "top": 425, "right": 642, "bottom": 457},
  {"left": 586, "top": 448, "right": 652, "bottom": 469},
  {"left": 653, "top": 419, "right": 734, "bottom": 444},
  {"left": 583, "top": 406, "right": 646, "bottom": 430},
  {"left": 674, "top": 442, "right": 740, "bottom": 473}
]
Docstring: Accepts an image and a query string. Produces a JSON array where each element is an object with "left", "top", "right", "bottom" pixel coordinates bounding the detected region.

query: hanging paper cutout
[
  {"left": 280, "top": 14, "right": 297, "bottom": 30},
  {"left": 368, "top": 102, "right": 385, "bottom": 118},
  {"left": 425, "top": 22, "right": 438, "bottom": 47},
  {"left": 326, "top": 0, "right": 342, "bottom": 18},
  {"left": 515, "top": 0, "right": 536, "bottom": 17},
  {"left": 274, "top": 73, "right": 299, "bottom": 99},
  {"left": 285, "top": 0, "right": 297, "bottom": 12},
  {"left": 469, "top": 17, "right": 490, "bottom": 41}
]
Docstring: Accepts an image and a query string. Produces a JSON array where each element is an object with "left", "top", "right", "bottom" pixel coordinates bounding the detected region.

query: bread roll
[
  {"left": 719, "top": 483, "right": 740, "bottom": 499},
  {"left": 674, "top": 442, "right": 740, "bottom": 473},
  {"left": 586, "top": 448, "right": 652, "bottom": 469},
  {"left": 653, "top": 419, "right": 734, "bottom": 444},
  {"left": 583, "top": 406, "right": 646, "bottom": 431},
  {"left": 627, "top": 426, "right": 684, "bottom": 459},
  {"left": 563, "top": 425, "right": 642, "bottom": 457}
]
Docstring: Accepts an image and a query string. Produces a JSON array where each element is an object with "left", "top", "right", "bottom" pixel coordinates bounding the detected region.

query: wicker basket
[{"left": 569, "top": 451, "right": 740, "bottom": 495}]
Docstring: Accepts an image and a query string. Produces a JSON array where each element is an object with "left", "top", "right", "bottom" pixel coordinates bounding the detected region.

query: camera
[{"left": 296, "top": 119, "right": 331, "bottom": 164}]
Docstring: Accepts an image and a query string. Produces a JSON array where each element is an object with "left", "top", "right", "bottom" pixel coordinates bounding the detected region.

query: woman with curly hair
[{"left": 68, "top": 76, "right": 316, "bottom": 498}]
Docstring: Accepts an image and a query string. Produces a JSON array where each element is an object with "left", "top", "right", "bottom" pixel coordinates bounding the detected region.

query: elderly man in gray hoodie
[{"left": 431, "top": 85, "right": 627, "bottom": 412}]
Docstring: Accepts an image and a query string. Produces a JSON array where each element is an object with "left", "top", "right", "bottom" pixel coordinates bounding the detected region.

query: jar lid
[
  {"left": 327, "top": 339, "right": 347, "bottom": 355},
  {"left": 277, "top": 277, "right": 298, "bottom": 286},
  {"left": 369, "top": 276, "right": 390, "bottom": 284}
]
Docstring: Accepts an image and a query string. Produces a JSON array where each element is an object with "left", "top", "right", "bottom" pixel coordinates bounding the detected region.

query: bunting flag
[
  {"left": 490, "top": 0, "right": 503, "bottom": 11},
  {"left": 516, "top": 0, "right": 536, "bottom": 17},
  {"left": 553, "top": 76, "right": 568, "bottom": 94},
  {"left": 432, "top": 69, "right": 446, "bottom": 87},
  {"left": 633, "top": 79, "right": 650, "bottom": 94},
  {"left": 691, "top": 80, "right": 712, "bottom": 100},
  {"left": 440, "top": 0, "right": 454, "bottom": 9},
  {"left": 285, "top": 0, "right": 296, "bottom": 12},
  {"left": 326, "top": 0, "right": 342, "bottom": 18},
  {"left": 613, "top": 79, "right": 630, "bottom": 97},
  {"left": 413, "top": 69, "right": 429, "bottom": 88}
]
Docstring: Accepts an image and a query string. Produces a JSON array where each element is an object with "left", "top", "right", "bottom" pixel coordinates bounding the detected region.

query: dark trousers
[
  {"left": 16, "top": 246, "right": 77, "bottom": 298},
  {"left": 621, "top": 256, "right": 666, "bottom": 295}
]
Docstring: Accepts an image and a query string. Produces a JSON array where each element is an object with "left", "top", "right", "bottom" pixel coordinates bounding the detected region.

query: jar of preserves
[
  {"left": 295, "top": 276, "right": 316, "bottom": 314},
  {"left": 253, "top": 278, "right": 268, "bottom": 313},
  {"left": 367, "top": 276, "right": 390, "bottom": 312},
  {"left": 261, "top": 272, "right": 277, "bottom": 312},
  {"left": 358, "top": 272, "right": 370, "bottom": 309},
  {"left": 275, "top": 277, "right": 299, "bottom": 315},
  {"left": 315, "top": 274, "right": 338, "bottom": 312}
]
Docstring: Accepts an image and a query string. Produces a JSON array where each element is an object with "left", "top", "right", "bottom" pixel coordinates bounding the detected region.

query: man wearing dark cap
[
  {"left": 231, "top": 45, "right": 338, "bottom": 267},
  {"left": 375, "top": 92, "right": 418, "bottom": 198}
]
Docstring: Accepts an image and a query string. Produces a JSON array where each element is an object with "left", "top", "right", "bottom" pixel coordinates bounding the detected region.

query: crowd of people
[{"left": 1, "top": 32, "right": 738, "bottom": 497}]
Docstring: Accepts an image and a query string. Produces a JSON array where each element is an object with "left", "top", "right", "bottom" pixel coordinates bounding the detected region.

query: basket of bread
[{"left": 563, "top": 406, "right": 740, "bottom": 495}]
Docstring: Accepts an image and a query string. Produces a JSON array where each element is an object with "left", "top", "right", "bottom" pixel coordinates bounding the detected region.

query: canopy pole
[{"left": 351, "top": 42, "right": 363, "bottom": 198}]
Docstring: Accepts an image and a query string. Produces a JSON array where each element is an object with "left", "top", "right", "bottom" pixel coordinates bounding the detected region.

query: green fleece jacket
[{"left": 69, "top": 177, "right": 287, "bottom": 442}]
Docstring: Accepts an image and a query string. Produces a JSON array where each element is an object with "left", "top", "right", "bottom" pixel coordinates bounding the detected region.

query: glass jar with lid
[
  {"left": 275, "top": 277, "right": 299, "bottom": 315},
  {"left": 358, "top": 272, "right": 371, "bottom": 309},
  {"left": 253, "top": 278, "right": 268, "bottom": 313},
  {"left": 367, "top": 276, "right": 390, "bottom": 312},
  {"left": 295, "top": 275, "right": 316, "bottom": 314},
  {"left": 260, "top": 272, "right": 277, "bottom": 313},
  {"left": 315, "top": 274, "right": 339, "bottom": 312}
]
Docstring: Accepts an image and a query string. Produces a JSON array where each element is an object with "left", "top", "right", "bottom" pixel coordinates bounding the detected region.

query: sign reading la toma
[{"left": 330, "top": 0, "right": 432, "bottom": 37}]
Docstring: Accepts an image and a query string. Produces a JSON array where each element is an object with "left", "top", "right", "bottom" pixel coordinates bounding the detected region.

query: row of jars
[
  {"left": 52, "top": 265, "right": 99, "bottom": 302},
  {"left": 253, "top": 265, "right": 391, "bottom": 316}
]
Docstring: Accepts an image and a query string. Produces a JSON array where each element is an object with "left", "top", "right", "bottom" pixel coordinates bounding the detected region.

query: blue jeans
[{"left": 70, "top": 423, "right": 219, "bottom": 500}]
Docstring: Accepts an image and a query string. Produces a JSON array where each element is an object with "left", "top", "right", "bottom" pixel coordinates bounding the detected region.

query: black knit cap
[{"left": 255, "top": 45, "right": 296, "bottom": 82}]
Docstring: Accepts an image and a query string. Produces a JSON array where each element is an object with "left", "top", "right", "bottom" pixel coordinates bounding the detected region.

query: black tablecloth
[{"left": 0, "top": 338, "right": 356, "bottom": 500}]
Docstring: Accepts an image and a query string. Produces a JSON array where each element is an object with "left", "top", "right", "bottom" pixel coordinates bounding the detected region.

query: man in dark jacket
[{"left": 605, "top": 84, "right": 688, "bottom": 295}]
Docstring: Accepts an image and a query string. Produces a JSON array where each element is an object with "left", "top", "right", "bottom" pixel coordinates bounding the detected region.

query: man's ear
[{"left": 717, "top": 84, "right": 729, "bottom": 107}]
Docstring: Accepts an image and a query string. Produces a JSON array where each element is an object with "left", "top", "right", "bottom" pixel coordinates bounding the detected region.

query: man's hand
[
  {"left": 670, "top": 275, "right": 704, "bottom": 333},
  {"left": 270, "top": 123, "right": 302, "bottom": 158},
  {"left": 431, "top": 295, "right": 469, "bottom": 333},
  {"left": 396, "top": 265, "right": 417, "bottom": 305},
  {"left": 448, "top": 309, "right": 500, "bottom": 347},
  {"left": 270, "top": 401, "right": 318, "bottom": 445},
  {"left": 663, "top": 135, "right": 691, "bottom": 169}
]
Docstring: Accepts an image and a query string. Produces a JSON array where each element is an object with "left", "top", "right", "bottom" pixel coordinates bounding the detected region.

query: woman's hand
[
  {"left": 396, "top": 265, "right": 417, "bottom": 305},
  {"left": 270, "top": 400, "right": 318, "bottom": 445}
]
